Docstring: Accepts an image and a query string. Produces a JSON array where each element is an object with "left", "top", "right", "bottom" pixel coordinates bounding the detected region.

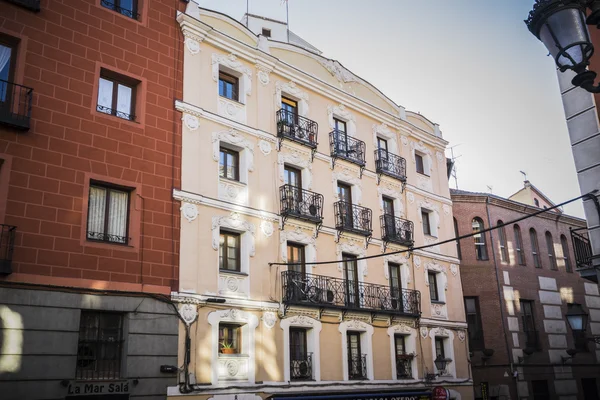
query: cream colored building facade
[{"left": 170, "top": 3, "right": 473, "bottom": 399}]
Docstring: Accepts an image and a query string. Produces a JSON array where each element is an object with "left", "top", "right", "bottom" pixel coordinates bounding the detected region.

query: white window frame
[
  {"left": 212, "top": 129, "right": 254, "bottom": 185},
  {"left": 327, "top": 104, "right": 357, "bottom": 137},
  {"left": 372, "top": 123, "right": 399, "bottom": 156},
  {"left": 212, "top": 53, "right": 252, "bottom": 103},
  {"left": 274, "top": 81, "right": 309, "bottom": 117},
  {"left": 280, "top": 229, "right": 317, "bottom": 272},
  {"left": 387, "top": 325, "right": 418, "bottom": 380},
  {"left": 278, "top": 151, "right": 313, "bottom": 191},
  {"left": 411, "top": 140, "right": 433, "bottom": 176},
  {"left": 429, "top": 327, "right": 456, "bottom": 378},
  {"left": 420, "top": 208, "right": 439, "bottom": 238},
  {"left": 424, "top": 261, "right": 447, "bottom": 304},
  {"left": 339, "top": 320, "right": 374, "bottom": 381},
  {"left": 280, "top": 316, "right": 322, "bottom": 382}
]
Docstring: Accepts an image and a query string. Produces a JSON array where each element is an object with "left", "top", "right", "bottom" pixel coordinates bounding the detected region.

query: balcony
[
  {"left": 334, "top": 201, "right": 372, "bottom": 238},
  {"left": 0, "top": 224, "right": 16, "bottom": 275},
  {"left": 348, "top": 353, "right": 367, "bottom": 380},
  {"left": 329, "top": 130, "right": 366, "bottom": 174},
  {"left": 570, "top": 227, "right": 597, "bottom": 282},
  {"left": 0, "top": 80, "right": 33, "bottom": 130},
  {"left": 396, "top": 355, "right": 414, "bottom": 379},
  {"left": 374, "top": 149, "right": 407, "bottom": 183},
  {"left": 276, "top": 109, "right": 318, "bottom": 152},
  {"left": 281, "top": 271, "right": 421, "bottom": 317},
  {"left": 3, "top": 0, "right": 40, "bottom": 12},
  {"left": 280, "top": 185, "right": 324, "bottom": 229},
  {"left": 381, "top": 215, "right": 414, "bottom": 248},
  {"left": 290, "top": 353, "right": 313, "bottom": 380}
]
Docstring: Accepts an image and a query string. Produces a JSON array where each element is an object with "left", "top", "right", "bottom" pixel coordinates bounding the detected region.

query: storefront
[{"left": 267, "top": 390, "right": 432, "bottom": 400}]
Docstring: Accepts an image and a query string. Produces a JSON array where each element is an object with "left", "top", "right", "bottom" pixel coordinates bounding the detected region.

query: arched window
[
  {"left": 514, "top": 225, "right": 525, "bottom": 266},
  {"left": 453, "top": 217, "right": 461, "bottom": 260},
  {"left": 546, "top": 231, "right": 557, "bottom": 270},
  {"left": 561, "top": 235, "right": 572, "bottom": 273},
  {"left": 530, "top": 228, "right": 541, "bottom": 268},
  {"left": 472, "top": 217, "right": 488, "bottom": 261},
  {"left": 497, "top": 220, "right": 509, "bottom": 263}
]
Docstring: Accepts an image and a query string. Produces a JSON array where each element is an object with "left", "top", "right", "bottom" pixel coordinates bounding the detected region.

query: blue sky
[{"left": 196, "top": 0, "right": 584, "bottom": 218}]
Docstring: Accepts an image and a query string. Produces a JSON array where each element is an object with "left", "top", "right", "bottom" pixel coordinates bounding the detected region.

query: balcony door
[
  {"left": 281, "top": 97, "right": 298, "bottom": 129},
  {"left": 334, "top": 118, "right": 349, "bottom": 155},
  {"left": 343, "top": 253, "right": 360, "bottom": 308},
  {"left": 389, "top": 262, "right": 403, "bottom": 311},
  {"left": 287, "top": 243, "right": 306, "bottom": 301},
  {"left": 284, "top": 165, "right": 303, "bottom": 213},
  {"left": 383, "top": 196, "right": 396, "bottom": 237},
  {"left": 0, "top": 37, "right": 17, "bottom": 110},
  {"left": 347, "top": 331, "right": 363, "bottom": 379},
  {"left": 377, "top": 137, "right": 389, "bottom": 169},
  {"left": 337, "top": 182, "right": 353, "bottom": 229},
  {"left": 290, "top": 328, "right": 310, "bottom": 380}
]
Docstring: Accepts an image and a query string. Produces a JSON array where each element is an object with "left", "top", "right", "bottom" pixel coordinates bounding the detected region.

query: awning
[{"left": 268, "top": 390, "right": 431, "bottom": 400}]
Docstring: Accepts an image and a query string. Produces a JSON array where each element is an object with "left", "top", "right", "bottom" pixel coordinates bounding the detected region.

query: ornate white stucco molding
[
  {"left": 372, "top": 123, "right": 398, "bottom": 154},
  {"left": 255, "top": 63, "right": 272, "bottom": 86},
  {"left": 212, "top": 53, "right": 252, "bottom": 96},
  {"left": 212, "top": 129, "right": 255, "bottom": 172},
  {"left": 211, "top": 213, "right": 256, "bottom": 257},
  {"left": 274, "top": 81, "right": 309, "bottom": 116},
  {"left": 377, "top": 184, "right": 405, "bottom": 217},
  {"left": 327, "top": 104, "right": 356, "bottom": 136},
  {"left": 182, "top": 113, "right": 199, "bottom": 131},
  {"left": 318, "top": 58, "right": 361, "bottom": 84},
  {"left": 339, "top": 320, "right": 374, "bottom": 381},
  {"left": 181, "top": 203, "right": 198, "bottom": 223},
  {"left": 278, "top": 149, "right": 313, "bottom": 190},
  {"left": 332, "top": 167, "right": 362, "bottom": 204},
  {"left": 280, "top": 227, "right": 317, "bottom": 264}
]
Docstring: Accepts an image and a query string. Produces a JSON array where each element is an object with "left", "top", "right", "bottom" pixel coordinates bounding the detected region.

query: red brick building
[
  {"left": 0, "top": 0, "right": 184, "bottom": 398},
  {"left": 451, "top": 185, "right": 600, "bottom": 400}
]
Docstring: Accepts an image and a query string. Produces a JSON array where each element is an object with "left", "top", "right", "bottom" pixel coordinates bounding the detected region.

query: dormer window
[{"left": 262, "top": 28, "right": 271, "bottom": 37}]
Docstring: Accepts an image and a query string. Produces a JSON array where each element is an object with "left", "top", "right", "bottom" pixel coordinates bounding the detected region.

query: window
[
  {"left": 0, "top": 36, "right": 17, "bottom": 101},
  {"left": 415, "top": 153, "right": 425, "bottom": 174},
  {"left": 219, "top": 323, "right": 241, "bottom": 354},
  {"left": 561, "top": 234, "right": 573, "bottom": 273},
  {"left": 219, "top": 147, "right": 239, "bottom": 181},
  {"left": 97, "top": 70, "right": 137, "bottom": 121},
  {"left": 262, "top": 28, "right": 271, "bottom": 37},
  {"left": 530, "top": 228, "right": 541, "bottom": 268},
  {"left": 428, "top": 272, "right": 439, "bottom": 301},
  {"left": 343, "top": 253, "right": 359, "bottom": 307},
  {"left": 521, "top": 300, "right": 539, "bottom": 350},
  {"left": 389, "top": 263, "right": 402, "bottom": 310},
  {"left": 290, "top": 328, "right": 310, "bottom": 380},
  {"left": 534, "top": 198, "right": 540, "bottom": 207},
  {"left": 284, "top": 165, "right": 302, "bottom": 189},
  {"left": 334, "top": 117, "right": 347, "bottom": 133},
  {"left": 435, "top": 337, "right": 445, "bottom": 359},
  {"left": 394, "top": 334, "right": 412, "bottom": 379},
  {"left": 287, "top": 243, "right": 305, "bottom": 276},
  {"left": 219, "top": 231, "right": 240, "bottom": 272},
  {"left": 101, "top": 0, "right": 139, "bottom": 19},
  {"left": 464, "top": 297, "right": 484, "bottom": 351},
  {"left": 498, "top": 220, "right": 509, "bottom": 263},
  {"left": 218, "top": 71, "right": 239, "bottom": 101},
  {"left": 281, "top": 97, "right": 298, "bottom": 122},
  {"left": 87, "top": 183, "right": 130, "bottom": 245},
  {"left": 531, "top": 380, "right": 550, "bottom": 400},
  {"left": 514, "top": 225, "right": 526, "bottom": 266},
  {"left": 472, "top": 217, "right": 488, "bottom": 260},
  {"left": 422, "top": 210, "right": 432, "bottom": 236},
  {"left": 383, "top": 196, "right": 395, "bottom": 216},
  {"left": 347, "top": 331, "right": 365, "bottom": 379},
  {"left": 451, "top": 218, "right": 462, "bottom": 260},
  {"left": 546, "top": 231, "right": 557, "bottom": 270},
  {"left": 76, "top": 312, "right": 123, "bottom": 380}
]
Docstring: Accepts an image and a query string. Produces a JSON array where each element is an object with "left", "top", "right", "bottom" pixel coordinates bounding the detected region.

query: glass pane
[
  {"left": 120, "top": 0, "right": 134, "bottom": 12},
  {"left": 107, "top": 189, "right": 128, "bottom": 242},
  {"left": 465, "top": 298, "right": 476, "bottom": 313},
  {"left": 0, "top": 44, "right": 11, "bottom": 102},
  {"left": 87, "top": 186, "right": 107, "bottom": 237},
  {"left": 97, "top": 78, "right": 113, "bottom": 113},
  {"left": 116, "top": 84, "right": 132, "bottom": 118}
]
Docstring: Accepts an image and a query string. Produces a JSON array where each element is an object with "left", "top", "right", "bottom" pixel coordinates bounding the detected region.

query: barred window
[
  {"left": 76, "top": 312, "right": 124, "bottom": 380},
  {"left": 87, "top": 183, "right": 130, "bottom": 245}
]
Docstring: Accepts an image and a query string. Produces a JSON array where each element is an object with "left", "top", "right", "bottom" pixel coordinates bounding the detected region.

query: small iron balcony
[
  {"left": 281, "top": 271, "right": 421, "bottom": 317},
  {"left": 381, "top": 215, "right": 414, "bottom": 247},
  {"left": 0, "top": 80, "right": 33, "bottom": 130},
  {"left": 374, "top": 149, "right": 407, "bottom": 182},
  {"left": 334, "top": 201, "right": 372, "bottom": 237},
  {"left": 570, "top": 227, "right": 598, "bottom": 282},
  {"left": 276, "top": 109, "right": 318, "bottom": 149},
  {"left": 329, "top": 130, "right": 366, "bottom": 168},
  {"left": 0, "top": 224, "right": 16, "bottom": 275},
  {"left": 290, "top": 352, "right": 313, "bottom": 380},
  {"left": 348, "top": 353, "right": 367, "bottom": 380},
  {"left": 396, "top": 355, "right": 414, "bottom": 379},
  {"left": 280, "top": 185, "right": 324, "bottom": 224}
]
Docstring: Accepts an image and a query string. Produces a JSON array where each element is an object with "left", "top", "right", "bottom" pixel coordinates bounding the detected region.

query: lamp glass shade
[
  {"left": 434, "top": 355, "right": 447, "bottom": 372},
  {"left": 538, "top": 6, "right": 593, "bottom": 71},
  {"left": 566, "top": 304, "right": 588, "bottom": 332}
]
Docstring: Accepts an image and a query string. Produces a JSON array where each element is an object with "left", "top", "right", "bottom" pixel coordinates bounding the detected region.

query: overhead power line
[{"left": 268, "top": 190, "right": 598, "bottom": 267}]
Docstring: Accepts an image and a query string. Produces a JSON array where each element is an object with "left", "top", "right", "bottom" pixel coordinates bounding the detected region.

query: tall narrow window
[
  {"left": 394, "top": 334, "right": 412, "bottom": 379},
  {"left": 76, "top": 312, "right": 124, "bottom": 380},
  {"left": 287, "top": 243, "right": 305, "bottom": 276},
  {"left": 87, "top": 183, "right": 130, "bottom": 245},
  {"left": 334, "top": 118, "right": 347, "bottom": 133},
  {"left": 347, "top": 331, "right": 365, "bottom": 380},
  {"left": 498, "top": 220, "right": 509, "bottom": 263},
  {"left": 472, "top": 217, "right": 488, "bottom": 260},
  {"left": 383, "top": 196, "right": 395, "bottom": 216},
  {"left": 435, "top": 337, "right": 445, "bottom": 359},
  {"left": 464, "top": 297, "right": 484, "bottom": 351},
  {"left": 514, "top": 225, "right": 526, "bottom": 266},
  {"left": 415, "top": 153, "right": 425, "bottom": 174},
  {"left": 389, "top": 262, "right": 402, "bottom": 310},
  {"left": 218, "top": 71, "right": 239, "bottom": 101},
  {"left": 546, "top": 231, "right": 557, "bottom": 270},
  {"left": 219, "top": 147, "right": 239, "bottom": 181},
  {"left": 219, "top": 323, "right": 241, "bottom": 354},
  {"left": 530, "top": 228, "right": 541, "bottom": 268},
  {"left": 422, "top": 210, "right": 432, "bottom": 236},
  {"left": 97, "top": 70, "right": 137, "bottom": 121},
  {"left": 284, "top": 165, "right": 302, "bottom": 189},
  {"left": 290, "top": 328, "right": 311, "bottom": 380},
  {"left": 281, "top": 96, "right": 298, "bottom": 127},
  {"left": 428, "top": 272, "right": 439, "bottom": 301},
  {"left": 521, "top": 300, "right": 539, "bottom": 350},
  {"left": 0, "top": 36, "right": 17, "bottom": 104},
  {"left": 219, "top": 231, "right": 240, "bottom": 272},
  {"left": 337, "top": 182, "right": 353, "bottom": 229},
  {"left": 343, "top": 253, "right": 359, "bottom": 308},
  {"left": 561, "top": 234, "right": 573, "bottom": 273},
  {"left": 453, "top": 217, "right": 462, "bottom": 260}
]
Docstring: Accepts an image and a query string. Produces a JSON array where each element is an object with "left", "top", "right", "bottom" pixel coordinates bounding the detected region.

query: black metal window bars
[
  {"left": 329, "top": 130, "right": 366, "bottom": 177},
  {"left": 276, "top": 109, "right": 318, "bottom": 160},
  {"left": 290, "top": 352, "right": 313, "bottom": 380},
  {"left": 380, "top": 215, "right": 414, "bottom": 251},
  {"left": 396, "top": 355, "right": 414, "bottom": 379},
  {"left": 96, "top": 105, "right": 135, "bottom": 122},
  {"left": 101, "top": 0, "right": 139, "bottom": 20},
  {"left": 374, "top": 148, "right": 407, "bottom": 186},
  {"left": 281, "top": 270, "right": 421, "bottom": 317},
  {"left": 334, "top": 201, "right": 372, "bottom": 243},
  {"left": 76, "top": 312, "right": 124, "bottom": 380},
  {"left": 0, "top": 79, "right": 33, "bottom": 130},
  {"left": 348, "top": 353, "right": 367, "bottom": 380},
  {"left": 279, "top": 184, "right": 324, "bottom": 234},
  {"left": 0, "top": 224, "right": 16, "bottom": 275},
  {"left": 570, "top": 227, "right": 594, "bottom": 270}
]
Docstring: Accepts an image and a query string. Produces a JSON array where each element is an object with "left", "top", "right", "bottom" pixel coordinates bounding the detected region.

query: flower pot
[{"left": 221, "top": 348, "right": 236, "bottom": 354}]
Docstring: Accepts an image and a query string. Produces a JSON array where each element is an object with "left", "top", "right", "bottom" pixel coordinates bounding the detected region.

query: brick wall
[{"left": 0, "top": 0, "right": 183, "bottom": 293}]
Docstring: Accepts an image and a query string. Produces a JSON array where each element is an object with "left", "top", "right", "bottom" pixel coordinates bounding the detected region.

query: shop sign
[
  {"left": 432, "top": 386, "right": 449, "bottom": 400},
  {"left": 67, "top": 380, "right": 130, "bottom": 396}
]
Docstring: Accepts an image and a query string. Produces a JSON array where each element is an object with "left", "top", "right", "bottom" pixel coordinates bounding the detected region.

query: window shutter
[{"left": 87, "top": 186, "right": 107, "bottom": 238}]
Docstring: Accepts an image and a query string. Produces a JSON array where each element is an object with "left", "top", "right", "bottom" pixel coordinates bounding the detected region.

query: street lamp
[
  {"left": 434, "top": 354, "right": 448, "bottom": 373},
  {"left": 565, "top": 303, "right": 600, "bottom": 344},
  {"left": 526, "top": 0, "right": 600, "bottom": 92}
]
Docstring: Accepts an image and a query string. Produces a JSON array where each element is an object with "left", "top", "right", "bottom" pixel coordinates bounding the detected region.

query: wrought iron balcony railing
[
  {"left": 101, "top": 0, "right": 139, "bottom": 19},
  {"left": 381, "top": 214, "right": 414, "bottom": 247},
  {"left": 282, "top": 271, "right": 421, "bottom": 316},
  {"left": 4, "top": 0, "right": 40, "bottom": 12},
  {"left": 96, "top": 105, "right": 135, "bottom": 122},
  {"left": 375, "top": 149, "right": 407, "bottom": 182},
  {"left": 276, "top": 109, "right": 318, "bottom": 149},
  {"left": 290, "top": 352, "right": 312, "bottom": 380},
  {"left": 280, "top": 185, "right": 324, "bottom": 224},
  {"left": 348, "top": 353, "right": 367, "bottom": 380},
  {"left": 330, "top": 130, "right": 366, "bottom": 167},
  {"left": 571, "top": 227, "right": 593, "bottom": 270},
  {"left": 0, "top": 80, "right": 33, "bottom": 130},
  {"left": 0, "top": 224, "right": 16, "bottom": 275},
  {"left": 396, "top": 355, "right": 414, "bottom": 379},
  {"left": 334, "top": 201, "right": 372, "bottom": 237}
]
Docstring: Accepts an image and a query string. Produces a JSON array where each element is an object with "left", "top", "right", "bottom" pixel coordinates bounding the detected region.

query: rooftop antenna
[
  {"left": 487, "top": 185, "right": 493, "bottom": 194},
  {"left": 449, "top": 144, "right": 462, "bottom": 190},
  {"left": 520, "top": 170, "right": 527, "bottom": 181},
  {"left": 246, "top": 0, "right": 249, "bottom": 27},
  {"left": 281, "top": 0, "right": 289, "bottom": 42}
]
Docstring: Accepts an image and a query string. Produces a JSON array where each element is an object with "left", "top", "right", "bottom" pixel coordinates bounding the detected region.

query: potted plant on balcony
[{"left": 220, "top": 341, "right": 236, "bottom": 354}]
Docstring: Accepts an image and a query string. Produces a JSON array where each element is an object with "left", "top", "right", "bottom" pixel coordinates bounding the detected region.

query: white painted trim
[
  {"left": 280, "top": 228, "right": 317, "bottom": 267},
  {"left": 212, "top": 128, "right": 254, "bottom": 184},
  {"left": 275, "top": 81, "right": 309, "bottom": 117},
  {"left": 339, "top": 320, "right": 375, "bottom": 381},
  {"left": 429, "top": 327, "right": 456, "bottom": 378},
  {"left": 172, "top": 293, "right": 280, "bottom": 312},
  {"left": 387, "top": 324, "right": 418, "bottom": 380},
  {"left": 280, "top": 316, "right": 323, "bottom": 382}
]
